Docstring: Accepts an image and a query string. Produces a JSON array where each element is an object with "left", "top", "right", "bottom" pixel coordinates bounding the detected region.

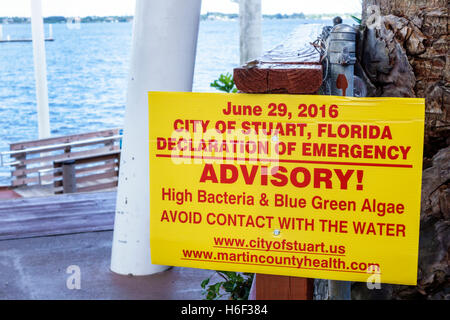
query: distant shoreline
[{"left": 0, "top": 12, "right": 360, "bottom": 24}]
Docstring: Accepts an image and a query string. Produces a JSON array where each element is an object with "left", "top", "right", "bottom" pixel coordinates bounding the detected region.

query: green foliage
[
  {"left": 210, "top": 73, "right": 237, "bottom": 93},
  {"left": 351, "top": 15, "right": 362, "bottom": 25},
  {"left": 201, "top": 271, "right": 254, "bottom": 300}
]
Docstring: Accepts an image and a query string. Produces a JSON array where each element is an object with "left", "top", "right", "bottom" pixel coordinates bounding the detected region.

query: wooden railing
[{"left": 1, "top": 128, "right": 122, "bottom": 188}]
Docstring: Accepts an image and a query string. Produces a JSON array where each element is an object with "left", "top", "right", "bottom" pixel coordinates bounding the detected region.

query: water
[{"left": 0, "top": 19, "right": 336, "bottom": 184}]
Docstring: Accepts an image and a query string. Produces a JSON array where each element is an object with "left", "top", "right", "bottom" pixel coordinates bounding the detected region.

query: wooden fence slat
[
  {"left": 9, "top": 138, "right": 119, "bottom": 156},
  {"left": 10, "top": 128, "right": 120, "bottom": 150},
  {"left": 53, "top": 151, "right": 120, "bottom": 167},
  {"left": 11, "top": 164, "right": 53, "bottom": 177},
  {"left": 76, "top": 170, "right": 118, "bottom": 184},
  {"left": 11, "top": 174, "right": 53, "bottom": 187},
  {"left": 73, "top": 181, "right": 118, "bottom": 193},
  {"left": 53, "top": 162, "right": 118, "bottom": 178},
  {"left": 18, "top": 146, "right": 119, "bottom": 166}
]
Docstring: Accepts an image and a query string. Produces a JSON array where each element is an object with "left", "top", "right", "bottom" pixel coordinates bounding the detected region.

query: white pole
[
  {"left": 0, "top": 25, "right": 3, "bottom": 41},
  {"left": 239, "top": 0, "right": 262, "bottom": 65},
  {"left": 30, "top": 0, "right": 51, "bottom": 139},
  {"left": 110, "top": 0, "right": 202, "bottom": 276}
]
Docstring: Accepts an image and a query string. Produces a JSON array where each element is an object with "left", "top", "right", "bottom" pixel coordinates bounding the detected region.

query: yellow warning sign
[{"left": 149, "top": 92, "right": 424, "bottom": 285}]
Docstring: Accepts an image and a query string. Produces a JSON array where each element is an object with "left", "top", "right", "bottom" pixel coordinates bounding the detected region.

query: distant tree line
[
  {"left": 0, "top": 12, "right": 359, "bottom": 24},
  {"left": 201, "top": 12, "right": 307, "bottom": 21},
  {"left": 263, "top": 13, "right": 306, "bottom": 19},
  {"left": 200, "top": 12, "right": 359, "bottom": 21},
  {"left": 0, "top": 16, "right": 133, "bottom": 24},
  {"left": 0, "top": 17, "right": 30, "bottom": 24}
]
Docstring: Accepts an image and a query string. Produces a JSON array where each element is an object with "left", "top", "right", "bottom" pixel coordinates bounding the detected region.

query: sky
[{"left": 0, "top": 0, "right": 362, "bottom": 17}]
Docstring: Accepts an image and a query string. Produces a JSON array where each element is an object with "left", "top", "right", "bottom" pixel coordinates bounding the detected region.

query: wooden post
[
  {"left": 253, "top": 274, "right": 313, "bottom": 300},
  {"left": 239, "top": 0, "right": 262, "bottom": 65},
  {"left": 62, "top": 160, "right": 77, "bottom": 193},
  {"left": 234, "top": 24, "right": 324, "bottom": 300},
  {"left": 30, "top": 0, "right": 51, "bottom": 139},
  {"left": 11, "top": 152, "right": 27, "bottom": 187}
]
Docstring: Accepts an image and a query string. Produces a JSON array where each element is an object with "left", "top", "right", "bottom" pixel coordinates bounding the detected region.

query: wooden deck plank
[
  {"left": 0, "top": 190, "right": 115, "bottom": 209},
  {"left": 0, "top": 188, "right": 22, "bottom": 200},
  {"left": 0, "top": 191, "right": 116, "bottom": 241},
  {"left": 12, "top": 185, "right": 55, "bottom": 198}
]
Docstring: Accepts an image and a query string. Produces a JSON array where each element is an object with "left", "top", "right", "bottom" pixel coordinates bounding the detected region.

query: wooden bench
[
  {"left": 0, "top": 128, "right": 122, "bottom": 189},
  {"left": 53, "top": 150, "right": 120, "bottom": 194}
]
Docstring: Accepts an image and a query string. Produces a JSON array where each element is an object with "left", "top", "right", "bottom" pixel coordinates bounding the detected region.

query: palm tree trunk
[
  {"left": 354, "top": 0, "right": 449, "bottom": 300},
  {"left": 361, "top": 0, "right": 448, "bottom": 158}
]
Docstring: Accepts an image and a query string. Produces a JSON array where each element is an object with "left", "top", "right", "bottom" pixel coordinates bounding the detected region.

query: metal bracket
[{"left": 338, "top": 46, "right": 357, "bottom": 66}]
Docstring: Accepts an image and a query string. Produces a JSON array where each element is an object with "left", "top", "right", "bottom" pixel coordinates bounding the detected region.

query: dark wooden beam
[
  {"left": 253, "top": 274, "right": 314, "bottom": 300},
  {"left": 234, "top": 24, "right": 324, "bottom": 94}
]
